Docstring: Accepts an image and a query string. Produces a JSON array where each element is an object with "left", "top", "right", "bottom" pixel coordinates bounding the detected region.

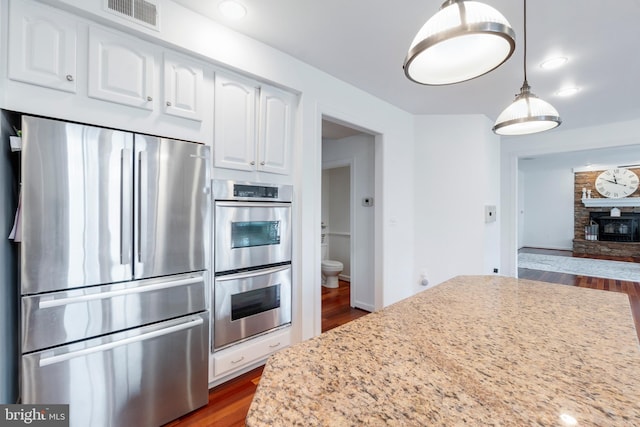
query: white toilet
[{"left": 321, "top": 243, "right": 343, "bottom": 288}]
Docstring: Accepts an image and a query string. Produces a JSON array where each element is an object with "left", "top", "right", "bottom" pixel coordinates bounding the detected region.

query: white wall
[
  {"left": 521, "top": 168, "right": 574, "bottom": 250},
  {"left": 414, "top": 115, "right": 501, "bottom": 288},
  {"left": 322, "top": 135, "right": 376, "bottom": 311},
  {"left": 500, "top": 118, "right": 640, "bottom": 276}
]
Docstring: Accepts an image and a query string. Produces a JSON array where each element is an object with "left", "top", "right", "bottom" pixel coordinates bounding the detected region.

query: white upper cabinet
[
  {"left": 214, "top": 73, "right": 258, "bottom": 172},
  {"left": 88, "top": 25, "right": 157, "bottom": 110},
  {"left": 214, "top": 73, "right": 295, "bottom": 175},
  {"left": 163, "top": 52, "right": 204, "bottom": 121},
  {"left": 8, "top": 0, "right": 78, "bottom": 93},
  {"left": 258, "top": 86, "right": 295, "bottom": 175}
]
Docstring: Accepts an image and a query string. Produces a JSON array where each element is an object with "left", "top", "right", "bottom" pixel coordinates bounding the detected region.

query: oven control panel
[
  {"left": 234, "top": 184, "right": 278, "bottom": 199},
  {"left": 213, "top": 179, "right": 293, "bottom": 203}
]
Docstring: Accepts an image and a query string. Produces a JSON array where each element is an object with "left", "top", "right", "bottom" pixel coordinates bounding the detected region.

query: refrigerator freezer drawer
[
  {"left": 22, "top": 272, "right": 206, "bottom": 353},
  {"left": 21, "top": 312, "right": 209, "bottom": 427}
]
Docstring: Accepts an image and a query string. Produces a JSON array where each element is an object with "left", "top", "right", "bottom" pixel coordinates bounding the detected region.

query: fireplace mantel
[{"left": 582, "top": 197, "right": 640, "bottom": 208}]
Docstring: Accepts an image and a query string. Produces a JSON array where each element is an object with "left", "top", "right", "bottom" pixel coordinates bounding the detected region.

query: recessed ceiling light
[
  {"left": 218, "top": 0, "right": 246, "bottom": 20},
  {"left": 540, "top": 56, "right": 568, "bottom": 70},
  {"left": 555, "top": 86, "right": 581, "bottom": 97}
]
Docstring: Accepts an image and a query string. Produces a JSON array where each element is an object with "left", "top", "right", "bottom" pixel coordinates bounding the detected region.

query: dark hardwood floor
[
  {"left": 168, "top": 255, "right": 640, "bottom": 427},
  {"left": 321, "top": 279, "right": 369, "bottom": 332},
  {"left": 165, "top": 280, "right": 367, "bottom": 427}
]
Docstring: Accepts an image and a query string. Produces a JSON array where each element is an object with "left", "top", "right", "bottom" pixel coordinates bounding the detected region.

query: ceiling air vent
[{"left": 106, "top": 0, "right": 159, "bottom": 30}]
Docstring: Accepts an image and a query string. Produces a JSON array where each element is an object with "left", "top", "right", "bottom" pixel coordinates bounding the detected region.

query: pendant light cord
[{"left": 523, "top": 0, "right": 528, "bottom": 84}]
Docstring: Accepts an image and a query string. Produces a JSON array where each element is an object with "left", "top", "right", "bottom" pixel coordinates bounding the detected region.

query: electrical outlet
[{"left": 493, "top": 268, "right": 499, "bottom": 274}]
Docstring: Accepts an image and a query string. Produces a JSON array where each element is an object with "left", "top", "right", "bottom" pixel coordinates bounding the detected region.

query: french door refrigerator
[{"left": 19, "top": 116, "right": 210, "bottom": 427}]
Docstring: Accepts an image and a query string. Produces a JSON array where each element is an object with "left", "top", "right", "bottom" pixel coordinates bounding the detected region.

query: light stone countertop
[{"left": 246, "top": 275, "right": 640, "bottom": 426}]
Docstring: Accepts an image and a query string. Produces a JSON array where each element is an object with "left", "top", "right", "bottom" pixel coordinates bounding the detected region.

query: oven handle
[
  {"left": 215, "top": 264, "right": 291, "bottom": 281},
  {"left": 39, "top": 316, "right": 204, "bottom": 367},
  {"left": 214, "top": 201, "right": 291, "bottom": 209},
  {"left": 39, "top": 275, "right": 203, "bottom": 309}
]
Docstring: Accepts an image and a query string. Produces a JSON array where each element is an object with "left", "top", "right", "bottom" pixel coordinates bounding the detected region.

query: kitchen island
[{"left": 246, "top": 275, "right": 640, "bottom": 426}]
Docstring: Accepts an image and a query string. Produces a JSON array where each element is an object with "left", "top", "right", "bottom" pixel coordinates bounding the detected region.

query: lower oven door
[
  {"left": 214, "top": 264, "right": 291, "bottom": 350},
  {"left": 21, "top": 312, "right": 209, "bottom": 427}
]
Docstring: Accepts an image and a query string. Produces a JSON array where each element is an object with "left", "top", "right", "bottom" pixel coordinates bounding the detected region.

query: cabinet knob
[
  {"left": 250, "top": 161, "right": 255, "bottom": 165},
  {"left": 147, "top": 96, "right": 153, "bottom": 102},
  {"left": 166, "top": 101, "right": 172, "bottom": 107},
  {"left": 66, "top": 75, "right": 74, "bottom": 82}
]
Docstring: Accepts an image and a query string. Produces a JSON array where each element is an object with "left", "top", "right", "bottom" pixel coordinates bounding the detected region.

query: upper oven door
[{"left": 214, "top": 201, "right": 291, "bottom": 272}]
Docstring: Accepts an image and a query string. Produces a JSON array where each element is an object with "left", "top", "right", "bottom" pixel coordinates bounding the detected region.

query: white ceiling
[{"left": 172, "top": 0, "right": 640, "bottom": 134}]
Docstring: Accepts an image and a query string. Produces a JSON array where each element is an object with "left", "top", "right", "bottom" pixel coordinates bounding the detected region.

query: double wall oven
[{"left": 212, "top": 180, "right": 293, "bottom": 350}]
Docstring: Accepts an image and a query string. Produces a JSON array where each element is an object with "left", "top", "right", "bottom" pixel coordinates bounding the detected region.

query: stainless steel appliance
[
  {"left": 19, "top": 116, "right": 210, "bottom": 427},
  {"left": 213, "top": 180, "right": 293, "bottom": 272},
  {"left": 212, "top": 180, "right": 292, "bottom": 350}
]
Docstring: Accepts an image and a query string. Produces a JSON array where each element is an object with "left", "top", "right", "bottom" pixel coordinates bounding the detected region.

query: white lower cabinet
[{"left": 213, "top": 328, "right": 291, "bottom": 378}]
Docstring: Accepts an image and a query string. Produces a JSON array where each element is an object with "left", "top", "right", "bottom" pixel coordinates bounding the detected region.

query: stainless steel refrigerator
[{"left": 19, "top": 116, "right": 210, "bottom": 426}]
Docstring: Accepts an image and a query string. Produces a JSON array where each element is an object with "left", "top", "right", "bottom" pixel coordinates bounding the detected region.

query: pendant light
[
  {"left": 403, "top": 0, "right": 516, "bottom": 86},
  {"left": 492, "top": 0, "right": 561, "bottom": 135}
]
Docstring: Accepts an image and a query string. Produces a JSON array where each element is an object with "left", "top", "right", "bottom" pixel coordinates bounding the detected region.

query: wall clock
[{"left": 595, "top": 168, "right": 639, "bottom": 198}]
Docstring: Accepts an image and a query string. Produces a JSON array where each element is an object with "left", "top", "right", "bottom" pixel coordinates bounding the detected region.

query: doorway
[
  {"left": 320, "top": 118, "right": 375, "bottom": 330},
  {"left": 509, "top": 144, "right": 640, "bottom": 276}
]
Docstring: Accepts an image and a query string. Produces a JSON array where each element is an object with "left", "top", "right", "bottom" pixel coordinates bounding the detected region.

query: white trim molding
[{"left": 581, "top": 198, "right": 640, "bottom": 207}]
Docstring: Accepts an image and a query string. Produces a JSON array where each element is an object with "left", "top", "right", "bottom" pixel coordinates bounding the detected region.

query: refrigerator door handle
[
  {"left": 38, "top": 275, "right": 203, "bottom": 309},
  {"left": 39, "top": 316, "right": 204, "bottom": 367},
  {"left": 120, "top": 148, "right": 132, "bottom": 265},
  {"left": 137, "top": 150, "right": 146, "bottom": 263}
]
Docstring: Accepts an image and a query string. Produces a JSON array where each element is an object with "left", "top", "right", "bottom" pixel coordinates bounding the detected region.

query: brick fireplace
[{"left": 573, "top": 168, "right": 640, "bottom": 260}]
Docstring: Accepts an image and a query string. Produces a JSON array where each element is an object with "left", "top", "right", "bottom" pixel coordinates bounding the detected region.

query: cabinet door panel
[
  {"left": 163, "top": 52, "right": 204, "bottom": 121},
  {"left": 88, "top": 26, "right": 156, "bottom": 110},
  {"left": 8, "top": 0, "right": 77, "bottom": 93},
  {"left": 258, "top": 86, "right": 294, "bottom": 175},
  {"left": 214, "top": 74, "right": 257, "bottom": 171}
]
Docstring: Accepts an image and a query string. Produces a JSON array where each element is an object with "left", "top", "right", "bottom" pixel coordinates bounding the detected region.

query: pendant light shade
[
  {"left": 493, "top": 82, "right": 561, "bottom": 135},
  {"left": 492, "top": 0, "right": 561, "bottom": 135},
  {"left": 403, "top": 0, "right": 515, "bottom": 85}
]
